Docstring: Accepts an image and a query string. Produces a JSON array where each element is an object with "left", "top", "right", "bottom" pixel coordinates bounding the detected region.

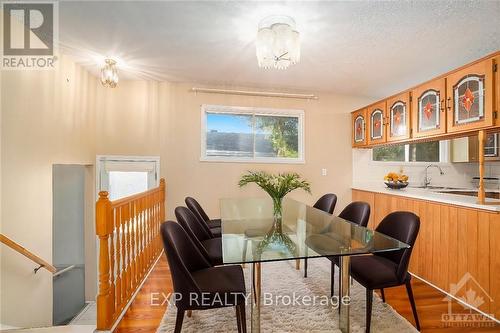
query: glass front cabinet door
[
  {"left": 446, "top": 58, "right": 494, "bottom": 133},
  {"left": 352, "top": 109, "right": 367, "bottom": 147},
  {"left": 411, "top": 78, "right": 446, "bottom": 138},
  {"left": 367, "top": 101, "right": 387, "bottom": 145},
  {"left": 386, "top": 92, "right": 410, "bottom": 142}
]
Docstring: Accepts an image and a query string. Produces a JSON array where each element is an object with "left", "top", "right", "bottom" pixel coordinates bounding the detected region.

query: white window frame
[
  {"left": 95, "top": 155, "right": 160, "bottom": 199},
  {"left": 370, "top": 141, "right": 450, "bottom": 166},
  {"left": 200, "top": 104, "right": 305, "bottom": 164}
]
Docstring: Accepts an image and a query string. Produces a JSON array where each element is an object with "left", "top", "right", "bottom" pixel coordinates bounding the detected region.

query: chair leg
[
  {"left": 296, "top": 259, "right": 300, "bottom": 270},
  {"left": 304, "top": 258, "right": 308, "bottom": 277},
  {"left": 236, "top": 305, "right": 242, "bottom": 333},
  {"left": 242, "top": 240, "right": 248, "bottom": 266},
  {"left": 239, "top": 302, "right": 247, "bottom": 333},
  {"left": 174, "top": 309, "right": 185, "bottom": 333},
  {"left": 405, "top": 280, "right": 421, "bottom": 331},
  {"left": 330, "top": 260, "right": 335, "bottom": 297},
  {"left": 366, "top": 289, "right": 373, "bottom": 333},
  {"left": 186, "top": 310, "right": 192, "bottom": 317},
  {"left": 380, "top": 288, "right": 385, "bottom": 303}
]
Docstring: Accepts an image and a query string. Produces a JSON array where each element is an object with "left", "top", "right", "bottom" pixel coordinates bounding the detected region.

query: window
[
  {"left": 97, "top": 156, "right": 160, "bottom": 200},
  {"left": 372, "top": 141, "right": 447, "bottom": 163},
  {"left": 201, "top": 105, "right": 304, "bottom": 163}
]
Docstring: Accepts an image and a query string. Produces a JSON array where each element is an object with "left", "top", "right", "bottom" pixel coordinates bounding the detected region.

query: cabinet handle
[
  {"left": 440, "top": 99, "right": 445, "bottom": 112},
  {"left": 447, "top": 97, "right": 452, "bottom": 111}
]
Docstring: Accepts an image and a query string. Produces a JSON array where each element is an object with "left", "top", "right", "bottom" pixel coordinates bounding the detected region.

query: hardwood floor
[{"left": 115, "top": 257, "right": 498, "bottom": 332}]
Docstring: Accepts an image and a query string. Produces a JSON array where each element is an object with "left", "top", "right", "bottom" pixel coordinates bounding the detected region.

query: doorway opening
[{"left": 52, "top": 164, "right": 95, "bottom": 325}]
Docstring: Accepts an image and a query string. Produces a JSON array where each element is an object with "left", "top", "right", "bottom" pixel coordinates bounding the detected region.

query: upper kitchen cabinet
[
  {"left": 386, "top": 92, "right": 411, "bottom": 142},
  {"left": 411, "top": 78, "right": 446, "bottom": 138},
  {"left": 367, "top": 101, "right": 387, "bottom": 145},
  {"left": 446, "top": 57, "right": 495, "bottom": 133},
  {"left": 352, "top": 108, "right": 367, "bottom": 147}
]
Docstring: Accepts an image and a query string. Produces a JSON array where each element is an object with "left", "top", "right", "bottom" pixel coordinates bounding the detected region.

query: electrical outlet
[{"left": 321, "top": 168, "right": 327, "bottom": 176}]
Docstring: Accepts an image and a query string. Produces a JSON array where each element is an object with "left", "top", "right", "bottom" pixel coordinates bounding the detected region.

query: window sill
[{"left": 200, "top": 157, "right": 306, "bottom": 165}]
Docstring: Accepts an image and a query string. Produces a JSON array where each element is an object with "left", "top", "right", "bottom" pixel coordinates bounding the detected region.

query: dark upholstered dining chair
[
  {"left": 175, "top": 206, "right": 222, "bottom": 266},
  {"left": 185, "top": 197, "right": 221, "bottom": 237},
  {"left": 327, "top": 201, "right": 371, "bottom": 296},
  {"left": 350, "top": 211, "right": 420, "bottom": 333},
  {"left": 303, "top": 193, "right": 338, "bottom": 277},
  {"left": 160, "top": 221, "right": 246, "bottom": 333}
]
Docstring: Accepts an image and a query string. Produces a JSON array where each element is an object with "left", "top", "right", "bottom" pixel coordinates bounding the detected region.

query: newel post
[
  {"left": 158, "top": 178, "right": 166, "bottom": 253},
  {"left": 96, "top": 191, "right": 113, "bottom": 330},
  {"left": 159, "top": 178, "right": 166, "bottom": 222}
]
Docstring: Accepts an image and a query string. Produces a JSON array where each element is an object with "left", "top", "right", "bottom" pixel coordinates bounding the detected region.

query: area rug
[{"left": 156, "top": 258, "right": 418, "bottom": 333}]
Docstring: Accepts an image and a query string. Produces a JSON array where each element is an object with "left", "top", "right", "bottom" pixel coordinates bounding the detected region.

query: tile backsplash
[{"left": 352, "top": 149, "right": 500, "bottom": 189}]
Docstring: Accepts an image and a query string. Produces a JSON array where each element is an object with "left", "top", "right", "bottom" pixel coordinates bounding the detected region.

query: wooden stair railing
[
  {"left": 0, "top": 233, "right": 57, "bottom": 273},
  {"left": 96, "top": 178, "right": 166, "bottom": 331}
]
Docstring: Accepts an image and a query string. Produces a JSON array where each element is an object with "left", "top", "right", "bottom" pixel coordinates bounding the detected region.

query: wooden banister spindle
[
  {"left": 130, "top": 200, "right": 137, "bottom": 290},
  {"left": 115, "top": 206, "right": 122, "bottom": 311},
  {"left": 96, "top": 191, "right": 113, "bottom": 330},
  {"left": 96, "top": 179, "right": 166, "bottom": 330},
  {"left": 109, "top": 210, "right": 116, "bottom": 317}
]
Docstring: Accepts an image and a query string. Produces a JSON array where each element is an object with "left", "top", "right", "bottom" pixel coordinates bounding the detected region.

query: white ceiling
[{"left": 59, "top": 1, "right": 500, "bottom": 99}]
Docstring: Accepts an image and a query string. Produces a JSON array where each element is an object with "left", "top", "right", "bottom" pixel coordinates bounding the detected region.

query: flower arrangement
[
  {"left": 238, "top": 171, "right": 311, "bottom": 219},
  {"left": 239, "top": 171, "right": 311, "bottom": 256}
]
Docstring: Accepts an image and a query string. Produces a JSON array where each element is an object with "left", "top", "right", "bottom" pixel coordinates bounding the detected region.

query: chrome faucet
[{"left": 423, "top": 164, "right": 444, "bottom": 187}]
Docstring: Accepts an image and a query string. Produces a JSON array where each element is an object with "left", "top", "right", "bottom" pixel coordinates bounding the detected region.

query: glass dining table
[{"left": 220, "top": 197, "right": 409, "bottom": 333}]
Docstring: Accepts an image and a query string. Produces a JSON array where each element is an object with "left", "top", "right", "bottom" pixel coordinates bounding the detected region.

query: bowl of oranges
[{"left": 384, "top": 172, "right": 409, "bottom": 189}]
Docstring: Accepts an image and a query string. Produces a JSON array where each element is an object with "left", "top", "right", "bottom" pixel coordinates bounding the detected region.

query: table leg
[
  {"left": 339, "top": 256, "right": 350, "bottom": 333},
  {"left": 251, "top": 262, "right": 261, "bottom": 333}
]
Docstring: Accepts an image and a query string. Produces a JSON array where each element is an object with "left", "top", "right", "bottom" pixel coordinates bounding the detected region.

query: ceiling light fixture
[
  {"left": 101, "top": 58, "right": 118, "bottom": 88},
  {"left": 256, "top": 15, "right": 300, "bottom": 70}
]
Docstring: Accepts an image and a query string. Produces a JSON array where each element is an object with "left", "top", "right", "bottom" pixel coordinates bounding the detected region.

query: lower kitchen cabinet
[{"left": 352, "top": 189, "right": 500, "bottom": 320}]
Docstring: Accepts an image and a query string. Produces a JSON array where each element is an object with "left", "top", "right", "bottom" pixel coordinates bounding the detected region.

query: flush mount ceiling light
[
  {"left": 101, "top": 58, "right": 118, "bottom": 88},
  {"left": 256, "top": 15, "right": 300, "bottom": 70}
]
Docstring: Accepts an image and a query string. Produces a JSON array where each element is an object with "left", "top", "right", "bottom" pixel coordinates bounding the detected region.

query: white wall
[
  {"left": 161, "top": 83, "right": 371, "bottom": 219},
  {"left": 1, "top": 55, "right": 97, "bottom": 328}
]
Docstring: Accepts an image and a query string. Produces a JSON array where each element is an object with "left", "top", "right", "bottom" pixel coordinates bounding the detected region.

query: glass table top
[{"left": 220, "top": 197, "right": 409, "bottom": 264}]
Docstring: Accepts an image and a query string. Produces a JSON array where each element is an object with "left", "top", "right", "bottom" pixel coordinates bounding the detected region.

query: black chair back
[
  {"left": 375, "top": 211, "right": 420, "bottom": 282},
  {"left": 313, "top": 193, "right": 337, "bottom": 214},
  {"left": 338, "top": 201, "right": 370, "bottom": 227},
  {"left": 185, "top": 197, "right": 214, "bottom": 235},
  {"left": 175, "top": 206, "right": 214, "bottom": 257},
  {"left": 160, "top": 221, "right": 210, "bottom": 308},
  {"left": 186, "top": 196, "right": 210, "bottom": 222}
]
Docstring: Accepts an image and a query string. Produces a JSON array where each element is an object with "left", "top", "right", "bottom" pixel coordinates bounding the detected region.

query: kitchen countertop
[{"left": 352, "top": 182, "right": 500, "bottom": 212}]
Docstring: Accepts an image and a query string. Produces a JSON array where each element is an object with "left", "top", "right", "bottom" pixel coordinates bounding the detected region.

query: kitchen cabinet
[
  {"left": 351, "top": 52, "right": 500, "bottom": 148},
  {"left": 451, "top": 132, "right": 499, "bottom": 162},
  {"left": 351, "top": 108, "right": 367, "bottom": 147},
  {"left": 411, "top": 78, "right": 447, "bottom": 138},
  {"left": 351, "top": 189, "right": 500, "bottom": 319},
  {"left": 446, "top": 57, "right": 495, "bottom": 133},
  {"left": 386, "top": 92, "right": 411, "bottom": 142},
  {"left": 367, "top": 101, "right": 387, "bottom": 145}
]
